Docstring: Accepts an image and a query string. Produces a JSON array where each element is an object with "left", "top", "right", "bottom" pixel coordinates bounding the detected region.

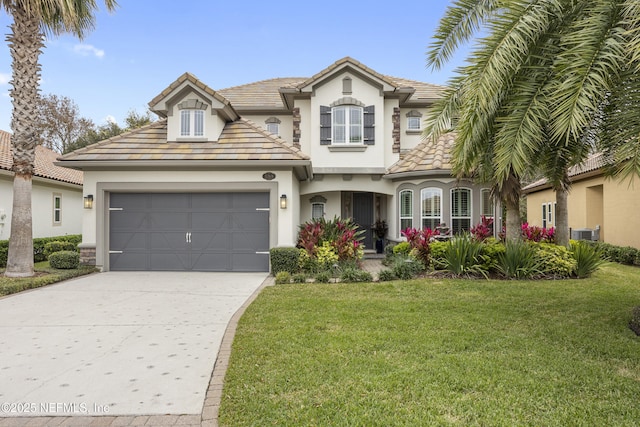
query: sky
[{"left": 0, "top": 0, "right": 471, "bottom": 132}]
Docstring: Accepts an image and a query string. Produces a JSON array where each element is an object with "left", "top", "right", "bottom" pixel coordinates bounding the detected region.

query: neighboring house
[
  {"left": 524, "top": 152, "right": 640, "bottom": 248},
  {"left": 57, "top": 57, "right": 497, "bottom": 272},
  {"left": 0, "top": 130, "right": 83, "bottom": 240}
]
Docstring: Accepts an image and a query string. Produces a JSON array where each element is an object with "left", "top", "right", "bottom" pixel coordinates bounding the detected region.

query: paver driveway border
[{"left": 0, "top": 274, "right": 274, "bottom": 427}]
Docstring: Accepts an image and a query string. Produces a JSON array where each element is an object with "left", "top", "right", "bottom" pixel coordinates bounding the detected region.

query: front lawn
[
  {"left": 220, "top": 263, "right": 640, "bottom": 426},
  {"left": 0, "top": 261, "right": 97, "bottom": 296}
]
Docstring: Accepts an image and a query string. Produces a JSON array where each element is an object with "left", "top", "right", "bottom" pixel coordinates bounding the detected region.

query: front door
[{"left": 352, "top": 192, "right": 374, "bottom": 250}]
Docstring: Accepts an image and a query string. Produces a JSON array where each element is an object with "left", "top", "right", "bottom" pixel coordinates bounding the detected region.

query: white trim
[
  {"left": 421, "top": 187, "right": 442, "bottom": 230},
  {"left": 480, "top": 188, "right": 494, "bottom": 218},
  {"left": 399, "top": 189, "right": 413, "bottom": 234},
  {"left": 332, "top": 105, "right": 363, "bottom": 144},
  {"left": 450, "top": 187, "right": 472, "bottom": 234},
  {"left": 53, "top": 193, "right": 62, "bottom": 226},
  {"left": 407, "top": 116, "right": 421, "bottom": 131},
  {"left": 180, "top": 109, "right": 205, "bottom": 137}
]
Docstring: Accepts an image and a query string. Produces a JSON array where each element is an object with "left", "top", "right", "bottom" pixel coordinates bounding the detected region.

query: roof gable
[
  {"left": 148, "top": 72, "right": 239, "bottom": 121},
  {"left": 0, "top": 130, "right": 83, "bottom": 185}
]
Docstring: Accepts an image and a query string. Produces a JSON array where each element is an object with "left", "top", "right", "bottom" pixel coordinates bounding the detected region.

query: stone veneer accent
[
  {"left": 392, "top": 107, "right": 401, "bottom": 153},
  {"left": 292, "top": 107, "right": 301, "bottom": 147},
  {"left": 79, "top": 245, "right": 96, "bottom": 266}
]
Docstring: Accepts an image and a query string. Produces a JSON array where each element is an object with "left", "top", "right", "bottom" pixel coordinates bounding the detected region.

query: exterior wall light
[
  {"left": 84, "top": 194, "right": 94, "bottom": 209},
  {"left": 280, "top": 194, "right": 287, "bottom": 209}
]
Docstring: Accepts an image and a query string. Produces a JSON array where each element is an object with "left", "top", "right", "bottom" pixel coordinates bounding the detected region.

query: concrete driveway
[{"left": 0, "top": 271, "right": 267, "bottom": 417}]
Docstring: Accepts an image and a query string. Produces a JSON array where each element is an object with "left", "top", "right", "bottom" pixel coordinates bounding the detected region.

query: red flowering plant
[
  {"left": 521, "top": 222, "right": 556, "bottom": 243},
  {"left": 401, "top": 227, "right": 438, "bottom": 266},
  {"left": 470, "top": 216, "right": 494, "bottom": 241},
  {"left": 297, "top": 217, "right": 365, "bottom": 271}
]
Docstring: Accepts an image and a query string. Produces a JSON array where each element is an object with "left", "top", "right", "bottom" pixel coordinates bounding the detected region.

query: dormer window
[
  {"left": 265, "top": 117, "right": 281, "bottom": 137},
  {"left": 406, "top": 110, "right": 423, "bottom": 132},
  {"left": 333, "top": 105, "right": 363, "bottom": 144},
  {"left": 180, "top": 109, "right": 204, "bottom": 137}
]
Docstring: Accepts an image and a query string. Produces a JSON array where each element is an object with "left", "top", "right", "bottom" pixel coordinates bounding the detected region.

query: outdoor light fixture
[
  {"left": 280, "top": 194, "right": 287, "bottom": 209},
  {"left": 84, "top": 194, "right": 94, "bottom": 209}
]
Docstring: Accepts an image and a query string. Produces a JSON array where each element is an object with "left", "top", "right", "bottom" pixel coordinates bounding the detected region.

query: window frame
[
  {"left": 399, "top": 189, "right": 413, "bottom": 233},
  {"left": 332, "top": 105, "right": 363, "bottom": 144},
  {"left": 407, "top": 116, "right": 421, "bottom": 131},
  {"left": 421, "top": 187, "right": 442, "bottom": 230},
  {"left": 451, "top": 188, "right": 472, "bottom": 234},
  {"left": 180, "top": 109, "right": 205, "bottom": 137},
  {"left": 311, "top": 202, "right": 325, "bottom": 220},
  {"left": 480, "top": 189, "right": 494, "bottom": 218},
  {"left": 266, "top": 122, "right": 279, "bottom": 137},
  {"left": 53, "top": 193, "right": 62, "bottom": 225}
]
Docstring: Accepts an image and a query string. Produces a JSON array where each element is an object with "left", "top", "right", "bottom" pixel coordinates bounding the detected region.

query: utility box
[{"left": 571, "top": 228, "right": 593, "bottom": 241}]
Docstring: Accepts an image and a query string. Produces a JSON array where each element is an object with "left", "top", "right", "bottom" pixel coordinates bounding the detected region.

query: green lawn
[
  {"left": 220, "top": 263, "right": 640, "bottom": 426},
  {"left": 0, "top": 261, "right": 97, "bottom": 296}
]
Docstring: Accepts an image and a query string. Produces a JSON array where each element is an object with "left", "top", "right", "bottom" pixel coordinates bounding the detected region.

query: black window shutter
[
  {"left": 364, "top": 105, "right": 375, "bottom": 145},
  {"left": 320, "top": 105, "right": 331, "bottom": 145}
]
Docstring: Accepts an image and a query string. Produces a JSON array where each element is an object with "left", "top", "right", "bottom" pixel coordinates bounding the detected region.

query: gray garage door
[{"left": 109, "top": 192, "right": 270, "bottom": 272}]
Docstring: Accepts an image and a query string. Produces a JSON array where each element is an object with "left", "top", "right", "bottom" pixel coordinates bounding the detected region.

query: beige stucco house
[
  {"left": 524, "top": 152, "right": 640, "bottom": 248},
  {"left": 0, "top": 130, "right": 83, "bottom": 240},
  {"left": 58, "top": 57, "right": 497, "bottom": 272}
]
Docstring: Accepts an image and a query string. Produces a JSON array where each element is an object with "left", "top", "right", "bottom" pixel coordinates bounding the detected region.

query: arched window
[
  {"left": 399, "top": 190, "right": 413, "bottom": 232},
  {"left": 451, "top": 188, "right": 472, "bottom": 234},
  {"left": 421, "top": 188, "right": 442, "bottom": 230}
]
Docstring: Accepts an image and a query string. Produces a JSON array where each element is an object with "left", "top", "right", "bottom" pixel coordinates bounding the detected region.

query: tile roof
[
  {"left": 294, "top": 57, "right": 399, "bottom": 90},
  {"left": 385, "top": 76, "right": 446, "bottom": 101},
  {"left": 387, "top": 133, "right": 456, "bottom": 175},
  {"left": 149, "top": 72, "right": 232, "bottom": 109},
  {"left": 523, "top": 152, "right": 605, "bottom": 191},
  {"left": 0, "top": 130, "right": 83, "bottom": 185},
  {"left": 59, "top": 119, "right": 310, "bottom": 162}
]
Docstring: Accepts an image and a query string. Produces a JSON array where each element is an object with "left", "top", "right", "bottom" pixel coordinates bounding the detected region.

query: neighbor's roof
[
  {"left": 523, "top": 152, "right": 605, "bottom": 192},
  {"left": 0, "top": 130, "right": 83, "bottom": 185},
  {"left": 58, "top": 119, "right": 310, "bottom": 163},
  {"left": 386, "top": 133, "right": 456, "bottom": 177}
]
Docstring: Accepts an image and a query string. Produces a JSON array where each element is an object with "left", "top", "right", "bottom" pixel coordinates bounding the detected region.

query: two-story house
[{"left": 57, "top": 57, "right": 496, "bottom": 272}]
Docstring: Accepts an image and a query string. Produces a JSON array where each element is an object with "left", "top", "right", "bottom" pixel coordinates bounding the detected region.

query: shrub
[
  {"left": 391, "top": 257, "right": 424, "bottom": 280},
  {"left": 0, "top": 234, "right": 82, "bottom": 267},
  {"left": 292, "top": 273, "right": 307, "bottom": 284},
  {"left": 275, "top": 271, "right": 291, "bottom": 284},
  {"left": 48, "top": 251, "right": 80, "bottom": 269},
  {"left": 297, "top": 217, "right": 364, "bottom": 263},
  {"left": 340, "top": 268, "right": 373, "bottom": 283},
  {"left": 441, "top": 234, "right": 487, "bottom": 277},
  {"left": 497, "top": 240, "right": 541, "bottom": 279},
  {"left": 270, "top": 247, "right": 300, "bottom": 275},
  {"left": 392, "top": 241, "right": 411, "bottom": 256},
  {"left": 315, "top": 272, "right": 331, "bottom": 283},
  {"left": 429, "top": 241, "right": 447, "bottom": 269},
  {"left": 401, "top": 227, "right": 437, "bottom": 266},
  {"left": 618, "top": 246, "right": 638, "bottom": 265},
  {"left": 521, "top": 223, "right": 555, "bottom": 243},
  {"left": 470, "top": 215, "right": 494, "bottom": 241},
  {"left": 44, "top": 241, "right": 77, "bottom": 258},
  {"left": 571, "top": 241, "right": 605, "bottom": 278},
  {"left": 534, "top": 243, "right": 577, "bottom": 279},
  {"left": 630, "top": 306, "right": 640, "bottom": 336},
  {"left": 377, "top": 269, "right": 396, "bottom": 281},
  {"left": 480, "top": 238, "right": 505, "bottom": 273}
]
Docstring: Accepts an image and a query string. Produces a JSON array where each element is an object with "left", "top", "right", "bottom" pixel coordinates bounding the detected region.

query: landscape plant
[
  {"left": 47, "top": 251, "right": 80, "bottom": 269},
  {"left": 401, "top": 227, "right": 437, "bottom": 267},
  {"left": 534, "top": 243, "right": 577, "bottom": 279},
  {"left": 522, "top": 223, "right": 556, "bottom": 243},
  {"left": 470, "top": 215, "right": 494, "bottom": 241},
  {"left": 440, "top": 234, "right": 487, "bottom": 278},
  {"left": 497, "top": 239, "right": 541, "bottom": 279},
  {"left": 571, "top": 241, "right": 605, "bottom": 279},
  {"left": 297, "top": 217, "right": 364, "bottom": 273}
]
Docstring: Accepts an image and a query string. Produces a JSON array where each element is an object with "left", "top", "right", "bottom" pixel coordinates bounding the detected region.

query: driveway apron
[{"left": 0, "top": 271, "right": 267, "bottom": 417}]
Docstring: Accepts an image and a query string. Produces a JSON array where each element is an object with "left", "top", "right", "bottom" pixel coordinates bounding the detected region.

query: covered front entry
[{"left": 109, "top": 192, "right": 270, "bottom": 272}]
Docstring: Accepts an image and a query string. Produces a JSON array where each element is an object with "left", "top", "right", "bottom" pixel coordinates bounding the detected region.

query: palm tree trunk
[
  {"left": 4, "top": 5, "right": 44, "bottom": 278},
  {"left": 555, "top": 187, "right": 569, "bottom": 246},
  {"left": 505, "top": 198, "right": 522, "bottom": 242}
]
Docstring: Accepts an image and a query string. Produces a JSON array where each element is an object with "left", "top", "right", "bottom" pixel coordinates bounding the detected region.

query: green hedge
[
  {"left": 270, "top": 247, "right": 300, "bottom": 275},
  {"left": 48, "top": 251, "right": 80, "bottom": 269},
  {"left": 0, "top": 234, "right": 81, "bottom": 267},
  {"left": 583, "top": 241, "right": 640, "bottom": 266}
]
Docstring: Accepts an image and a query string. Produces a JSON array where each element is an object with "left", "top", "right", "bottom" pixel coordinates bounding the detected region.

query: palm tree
[
  {"left": 425, "top": 0, "right": 639, "bottom": 245},
  {"left": 2, "top": 0, "right": 117, "bottom": 277}
]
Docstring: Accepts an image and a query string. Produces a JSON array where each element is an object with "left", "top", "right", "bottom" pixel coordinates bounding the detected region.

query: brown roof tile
[
  {"left": 0, "top": 130, "right": 83, "bottom": 185},
  {"left": 387, "top": 133, "right": 456, "bottom": 175},
  {"left": 218, "top": 77, "right": 305, "bottom": 109},
  {"left": 59, "top": 119, "right": 309, "bottom": 162},
  {"left": 523, "top": 152, "right": 605, "bottom": 191}
]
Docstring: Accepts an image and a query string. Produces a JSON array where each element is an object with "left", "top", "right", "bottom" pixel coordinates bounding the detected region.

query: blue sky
[{"left": 0, "top": 0, "right": 469, "bottom": 132}]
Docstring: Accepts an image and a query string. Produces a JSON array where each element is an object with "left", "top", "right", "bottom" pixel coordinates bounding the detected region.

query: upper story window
[
  {"left": 180, "top": 109, "right": 204, "bottom": 137},
  {"left": 406, "top": 110, "right": 423, "bottom": 132},
  {"left": 265, "top": 117, "right": 281, "bottom": 137},
  {"left": 320, "top": 98, "right": 375, "bottom": 147},
  {"left": 333, "top": 105, "right": 363, "bottom": 144}
]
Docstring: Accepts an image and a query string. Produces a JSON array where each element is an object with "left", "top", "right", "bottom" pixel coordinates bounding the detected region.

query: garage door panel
[
  {"left": 150, "top": 232, "right": 189, "bottom": 251},
  {"left": 109, "top": 192, "right": 269, "bottom": 272},
  {"left": 111, "top": 232, "right": 147, "bottom": 251},
  {"left": 191, "top": 212, "right": 228, "bottom": 230}
]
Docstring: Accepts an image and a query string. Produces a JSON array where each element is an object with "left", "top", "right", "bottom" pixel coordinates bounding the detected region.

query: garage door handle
[
  {"left": 109, "top": 250, "right": 123, "bottom": 254},
  {"left": 186, "top": 232, "right": 192, "bottom": 243},
  {"left": 256, "top": 208, "right": 270, "bottom": 211},
  {"left": 255, "top": 251, "right": 270, "bottom": 255}
]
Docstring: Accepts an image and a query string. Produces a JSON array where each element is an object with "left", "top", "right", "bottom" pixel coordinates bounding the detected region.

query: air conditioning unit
[{"left": 571, "top": 228, "right": 593, "bottom": 241}]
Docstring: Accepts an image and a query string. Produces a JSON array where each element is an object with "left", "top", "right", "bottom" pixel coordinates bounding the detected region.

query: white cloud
[
  {"left": 73, "top": 43, "right": 105, "bottom": 59},
  {"left": 0, "top": 73, "right": 10, "bottom": 85},
  {"left": 105, "top": 115, "right": 117, "bottom": 124}
]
